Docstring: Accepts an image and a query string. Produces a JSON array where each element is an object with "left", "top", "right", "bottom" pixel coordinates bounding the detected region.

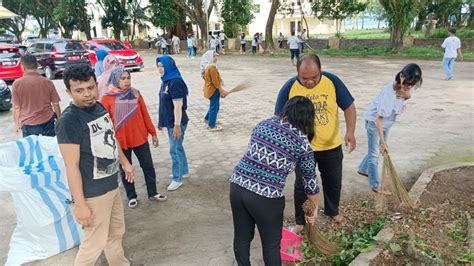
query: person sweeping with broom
[
  {"left": 229, "top": 96, "right": 320, "bottom": 266},
  {"left": 357, "top": 63, "right": 423, "bottom": 194},
  {"left": 200, "top": 50, "right": 229, "bottom": 131}
]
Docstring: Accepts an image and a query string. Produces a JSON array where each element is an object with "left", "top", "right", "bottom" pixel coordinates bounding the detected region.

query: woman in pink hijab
[{"left": 98, "top": 54, "right": 119, "bottom": 98}]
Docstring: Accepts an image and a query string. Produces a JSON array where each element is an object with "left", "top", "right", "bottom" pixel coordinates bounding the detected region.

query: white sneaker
[
  {"left": 167, "top": 181, "right": 183, "bottom": 191},
  {"left": 169, "top": 174, "right": 189, "bottom": 179}
]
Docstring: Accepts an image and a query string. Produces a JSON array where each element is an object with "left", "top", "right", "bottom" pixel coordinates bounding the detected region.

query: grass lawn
[
  {"left": 265, "top": 46, "right": 474, "bottom": 60},
  {"left": 307, "top": 28, "right": 474, "bottom": 40}
]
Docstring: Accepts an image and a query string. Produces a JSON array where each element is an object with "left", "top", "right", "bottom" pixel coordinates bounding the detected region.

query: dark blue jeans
[
  {"left": 204, "top": 90, "right": 220, "bottom": 128},
  {"left": 22, "top": 115, "right": 56, "bottom": 137}
]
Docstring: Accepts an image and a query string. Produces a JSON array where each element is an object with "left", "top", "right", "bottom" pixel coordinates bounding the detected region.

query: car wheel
[{"left": 44, "top": 66, "right": 55, "bottom": 80}]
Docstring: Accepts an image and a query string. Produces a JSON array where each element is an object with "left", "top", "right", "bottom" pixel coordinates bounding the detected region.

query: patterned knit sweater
[{"left": 230, "top": 118, "right": 320, "bottom": 198}]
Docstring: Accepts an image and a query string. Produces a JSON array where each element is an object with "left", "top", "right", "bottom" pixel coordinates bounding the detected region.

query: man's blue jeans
[
  {"left": 358, "top": 120, "right": 390, "bottom": 189},
  {"left": 167, "top": 125, "right": 189, "bottom": 182},
  {"left": 188, "top": 46, "right": 194, "bottom": 57},
  {"left": 22, "top": 115, "right": 56, "bottom": 138},
  {"left": 442, "top": 57, "right": 456, "bottom": 80},
  {"left": 204, "top": 90, "right": 220, "bottom": 128}
]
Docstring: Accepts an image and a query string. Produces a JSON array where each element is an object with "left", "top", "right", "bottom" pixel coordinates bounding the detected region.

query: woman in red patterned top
[{"left": 101, "top": 66, "right": 167, "bottom": 208}]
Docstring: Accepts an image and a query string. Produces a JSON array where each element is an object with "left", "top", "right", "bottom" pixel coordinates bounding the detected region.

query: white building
[{"left": 209, "top": 0, "right": 342, "bottom": 38}]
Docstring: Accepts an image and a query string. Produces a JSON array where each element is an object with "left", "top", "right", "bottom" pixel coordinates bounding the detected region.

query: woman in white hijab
[
  {"left": 200, "top": 50, "right": 229, "bottom": 131},
  {"left": 97, "top": 55, "right": 119, "bottom": 99}
]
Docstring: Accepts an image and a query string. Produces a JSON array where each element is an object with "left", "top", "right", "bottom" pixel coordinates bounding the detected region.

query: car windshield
[
  {"left": 0, "top": 49, "right": 20, "bottom": 59},
  {"left": 98, "top": 42, "right": 127, "bottom": 51},
  {"left": 54, "top": 42, "right": 85, "bottom": 52}
]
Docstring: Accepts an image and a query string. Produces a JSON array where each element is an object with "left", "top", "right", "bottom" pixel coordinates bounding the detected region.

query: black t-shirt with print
[{"left": 55, "top": 102, "right": 119, "bottom": 198}]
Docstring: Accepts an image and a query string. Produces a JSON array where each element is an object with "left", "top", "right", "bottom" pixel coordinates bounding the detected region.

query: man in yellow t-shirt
[{"left": 275, "top": 54, "right": 356, "bottom": 227}]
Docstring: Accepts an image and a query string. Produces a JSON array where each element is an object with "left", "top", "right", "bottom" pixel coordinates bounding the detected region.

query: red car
[
  {"left": 83, "top": 40, "right": 144, "bottom": 71},
  {"left": 0, "top": 45, "right": 23, "bottom": 81}
]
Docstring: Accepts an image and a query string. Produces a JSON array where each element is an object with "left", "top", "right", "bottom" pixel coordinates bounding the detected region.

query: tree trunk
[
  {"left": 265, "top": 0, "right": 279, "bottom": 50},
  {"left": 415, "top": 13, "right": 425, "bottom": 31},
  {"left": 84, "top": 27, "right": 92, "bottom": 40},
  {"left": 197, "top": 19, "right": 207, "bottom": 50},
  {"left": 390, "top": 22, "right": 403, "bottom": 50},
  {"left": 131, "top": 22, "right": 136, "bottom": 41},
  {"left": 113, "top": 28, "right": 121, "bottom": 40}
]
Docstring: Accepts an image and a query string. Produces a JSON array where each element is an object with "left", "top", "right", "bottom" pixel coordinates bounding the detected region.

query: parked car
[
  {"left": 0, "top": 79, "right": 12, "bottom": 111},
  {"left": 27, "top": 39, "right": 91, "bottom": 80},
  {"left": 83, "top": 39, "right": 144, "bottom": 71},
  {"left": 23, "top": 36, "right": 39, "bottom": 47},
  {"left": 0, "top": 45, "right": 23, "bottom": 81}
]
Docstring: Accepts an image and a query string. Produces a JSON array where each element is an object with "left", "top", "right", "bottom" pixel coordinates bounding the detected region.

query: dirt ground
[
  {"left": 371, "top": 166, "right": 474, "bottom": 265},
  {"left": 0, "top": 52, "right": 473, "bottom": 265}
]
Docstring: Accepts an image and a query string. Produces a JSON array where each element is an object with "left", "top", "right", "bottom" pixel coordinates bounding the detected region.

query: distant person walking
[
  {"left": 12, "top": 54, "right": 61, "bottom": 137},
  {"left": 278, "top": 32, "right": 284, "bottom": 49},
  {"left": 147, "top": 35, "right": 153, "bottom": 49},
  {"left": 187, "top": 34, "right": 195, "bottom": 58},
  {"left": 287, "top": 31, "right": 300, "bottom": 66},
  {"left": 258, "top": 32, "right": 265, "bottom": 53},
  {"left": 251, "top": 34, "right": 258, "bottom": 55},
  {"left": 219, "top": 30, "right": 227, "bottom": 53},
  {"left": 172, "top": 34, "right": 181, "bottom": 54},
  {"left": 240, "top": 33, "right": 247, "bottom": 54},
  {"left": 157, "top": 36, "right": 168, "bottom": 55},
  {"left": 200, "top": 50, "right": 229, "bottom": 131},
  {"left": 299, "top": 29, "right": 307, "bottom": 53},
  {"left": 441, "top": 28, "right": 463, "bottom": 80},
  {"left": 101, "top": 66, "right": 167, "bottom": 208}
]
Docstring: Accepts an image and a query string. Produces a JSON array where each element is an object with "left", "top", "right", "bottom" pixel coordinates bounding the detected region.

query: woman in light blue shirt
[{"left": 358, "top": 63, "right": 423, "bottom": 194}]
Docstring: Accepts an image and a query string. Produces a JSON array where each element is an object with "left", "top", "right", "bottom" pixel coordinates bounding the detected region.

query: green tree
[
  {"left": 98, "top": 0, "right": 129, "bottom": 40},
  {"left": 149, "top": 0, "right": 179, "bottom": 32},
  {"left": 31, "top": 0, "right": 58, "bottom": 38},
  {"left": 175, "top": 0, "right": 215, "bottom": 45},
  {"left": 0, "top": 0, "right": 29, "bottom": 42},
  {"left": 367, "top": 0, "right": 387, "bottom": 29},
  {"left": 312, "top": 0, "right": 368, "bottom": 37},
  {"left": 429, "top": 0, "right": 465, "bottom": 28},
  {"left": 126, "top": 0, "right": 150, "bottom": 41},
  {"left": 379, "top": 0, "right": 420, "bottom": 50},
  {"left": 221, "top": 0, "right": 255, "bottom": 38},
  {"left": 54, "top": 0, "right": 93, "bottom": 40}
]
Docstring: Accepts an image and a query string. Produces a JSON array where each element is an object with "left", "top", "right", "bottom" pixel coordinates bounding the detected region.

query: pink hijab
[{"left": 97, "top": 55, "right": 119, "bottom": 98}]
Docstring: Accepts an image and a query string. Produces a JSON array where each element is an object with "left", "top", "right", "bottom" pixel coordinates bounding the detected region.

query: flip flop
[
  {"left": 149, "top": 193, "right": 167, "bottom": 201},
  {"left": 357, "top": 170, "right": 368, "bottom": 177},
  {"left": 208, "top": 125, "right": 223, "bottom": 132},
  {"left": 128, "top": 198, "right": 138, "bottom": 208},
  {"left": 372, "top": 187, "right": 392, "bottom": 195}
]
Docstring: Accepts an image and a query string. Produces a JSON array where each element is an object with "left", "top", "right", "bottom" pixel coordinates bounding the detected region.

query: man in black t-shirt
[{"left": 55, "top": 64, "right": 135, "bottom": 266}]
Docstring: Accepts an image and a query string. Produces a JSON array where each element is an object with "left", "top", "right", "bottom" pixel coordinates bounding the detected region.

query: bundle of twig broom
[{"left": 302, "top": 200, "right": 342, "bottom": 256}]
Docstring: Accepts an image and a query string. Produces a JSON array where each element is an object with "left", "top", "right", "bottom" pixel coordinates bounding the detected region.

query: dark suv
[{"left": 27, "top": 39, "right": 90, "bottom": 79}]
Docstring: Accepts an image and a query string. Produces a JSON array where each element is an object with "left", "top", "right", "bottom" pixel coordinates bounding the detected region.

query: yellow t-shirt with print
[{"left": 276, "top": 73, "right": 354, "bottom": 152}]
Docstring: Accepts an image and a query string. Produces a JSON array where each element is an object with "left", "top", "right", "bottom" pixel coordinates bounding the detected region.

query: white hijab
[{"left": 200, "top": 50, "right": 216, "bottom": 77}]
